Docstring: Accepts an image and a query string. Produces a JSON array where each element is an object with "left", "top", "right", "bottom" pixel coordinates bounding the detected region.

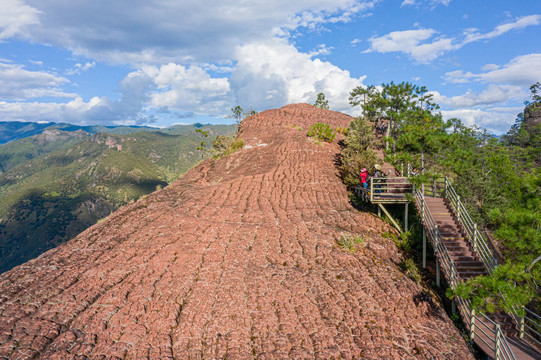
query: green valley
[{"left": 0, "top": 124, "right": 236, "bottom": 273}]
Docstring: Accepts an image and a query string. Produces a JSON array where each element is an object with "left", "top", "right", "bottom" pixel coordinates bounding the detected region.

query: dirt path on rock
[{"left": 0, "top": 104, "right": 473, "bottom": 359}]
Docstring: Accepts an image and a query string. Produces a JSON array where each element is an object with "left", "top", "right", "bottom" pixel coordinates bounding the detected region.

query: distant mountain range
[
  {"left": 0, "top": 120, "right": 217, "bottom": 145},
  {"left": 0, "top": 121, "right": 236, "bottom": 273}
]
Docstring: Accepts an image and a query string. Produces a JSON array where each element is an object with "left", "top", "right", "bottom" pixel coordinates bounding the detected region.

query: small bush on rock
[
  {"left": 308, "top": 123, "right": 336, "bottom": 143},
  {"left": 336, "top": 233, "right": 364, "bottom": 253}
]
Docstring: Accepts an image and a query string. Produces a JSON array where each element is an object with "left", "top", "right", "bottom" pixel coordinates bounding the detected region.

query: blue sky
[{"left": 0, "top": 0, "right": 540, "bottom": 133}]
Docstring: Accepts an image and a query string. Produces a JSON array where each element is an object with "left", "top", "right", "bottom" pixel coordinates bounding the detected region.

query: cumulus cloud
[
  {"left": 444, "top": 53, "right": 541, "bottom": 85},
  {"left": 17, "top": 0, "right": 378, "bottom": 65},
  {"left": 441, "top": 107, "right": 522, "bottom": 134},
  {"left": 230, "top": 39, "right": 365, "bottom": 114},
  {"left": 140, "top": 63, "right": 231, "bottom": 115},
  {"left": 430, "top": 84, "right": 525, "bottom": 109},
  {"left": 0, "top": 61, "right": 73, "bottom": 100},
  {"left": 0, "top": 0, "right": 40, "bottom": 39},
  {"left": 0, "top": 37, "right": 369, "bottom": 124},
  {"left": 366, "top": 15, "right": 541, "bottom": 62},
  {"left": 366, "top": 28, "right": 457, "bottom": 62}
]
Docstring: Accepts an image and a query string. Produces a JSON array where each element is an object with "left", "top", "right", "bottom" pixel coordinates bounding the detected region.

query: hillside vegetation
[{"left": 0, "top": 124, "right": 236, "bottom": 273}]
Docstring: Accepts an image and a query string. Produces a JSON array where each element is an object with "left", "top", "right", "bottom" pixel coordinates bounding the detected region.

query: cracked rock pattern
[{"left": 0, "top": 104, "right": 473, "bottom": 359}]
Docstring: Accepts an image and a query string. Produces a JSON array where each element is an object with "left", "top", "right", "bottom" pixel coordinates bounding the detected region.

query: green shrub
[
  {"left": 336, "top": 233, "right": 364, "bottom": 253},
  {"left": 400, "top": 257, "right": 422, "bottom": 283},
  {"left": 308, "top": 123, "right": 336, "bottom": 143},
  {"left": 213, "top": 136, "right": 244, "bottom": 158},
  {"left": 212, "top": 135, "right": 233, "bottom": 157},
  {"left": 225, "top": 138, "right": 244, "bottom": 156}
]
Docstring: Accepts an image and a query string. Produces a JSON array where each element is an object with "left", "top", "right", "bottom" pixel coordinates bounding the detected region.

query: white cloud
[
  {"left": 481, "top": 63, "right": 500, "bottom": 71},
  {"left": 17, "top": 0, "right": 378, "bottom": 65},
  {"left": 0, "top": 61, "right": 73, "bottom": 100},
  {"left": 366, "top": 15, "right": 541, "bottom": 62},
  {"left": 401, "top": 0, "right": 452, "bottom": 8},
  {"left": 463, "top": 15, "right": 541, "bottom": 44},
  {"left": 366, "top": 28, "right": 437, "bottom": 53},
  {"left": 401, "top": 0, "right": 417, "bottom": 6},
  {"left": 0, "top": 38, "right": 368, "bottom": 124},
  {"left": 65, "top": 61, "right": 96, "bottom": 75},
  {"left": 141, "top": 63, "right": 231, "bottom": 115},
  {"left": 441, "top": 107, "right": 522, "bottom": 134},
  {"left": 0, "top": 0, "right": 40, "bottom": 40},
  {"left": 444, "top": 54, "right": 541, "bottom": 86},
  {"left": 366, "top": 28, "right": 457, "bottom": 62},
  {"left": 430, "top": 84, "right": 525, "bottom": 109},
  {"left": 308, "top": 44, "right": 333, "bottom": 57},
  {"left": 230, "top": 39, "right": 365, "bottom": 114}
]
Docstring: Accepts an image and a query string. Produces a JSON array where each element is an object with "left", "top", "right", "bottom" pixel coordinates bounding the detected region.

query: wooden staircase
[
  {"left": 356, "top": 162, "right": 541, "bottom": 359},
  {"left": 425, "top": 197, "right": 489, "bottom": 280},
  {"left": 421, "top": 195, "right": 539, "bottom": 359}
]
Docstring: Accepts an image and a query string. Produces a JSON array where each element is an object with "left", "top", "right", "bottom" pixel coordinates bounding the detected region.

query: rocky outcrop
[
  {"left": 0, "top": 104, "right": 473, "bottom": 359},
  {"left": 34, "top": 129, "right": 89, "bottom": 145}
]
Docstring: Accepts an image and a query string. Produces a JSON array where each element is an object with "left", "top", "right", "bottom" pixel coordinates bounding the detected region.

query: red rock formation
[{"left": 0, "top": 104, "right": 474, "bottom": 359}]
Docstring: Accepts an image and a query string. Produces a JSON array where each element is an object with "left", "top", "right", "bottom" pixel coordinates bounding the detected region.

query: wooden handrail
[{"left": 413, "top": 187, "right": 517, "bottom": 359}]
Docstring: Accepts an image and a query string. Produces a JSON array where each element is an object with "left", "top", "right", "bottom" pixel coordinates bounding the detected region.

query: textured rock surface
[{"left": 0, "top": 104, "right": 473, "bottom": 359}]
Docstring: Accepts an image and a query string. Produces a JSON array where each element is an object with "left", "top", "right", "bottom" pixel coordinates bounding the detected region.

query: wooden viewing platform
[{"left": 354, "top": 177, "right": 412, "bottom": 232}]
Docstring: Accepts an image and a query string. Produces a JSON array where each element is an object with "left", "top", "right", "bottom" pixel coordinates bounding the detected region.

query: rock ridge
[{"left": 0, "top": 103, "right": 473, "bottom": 359}]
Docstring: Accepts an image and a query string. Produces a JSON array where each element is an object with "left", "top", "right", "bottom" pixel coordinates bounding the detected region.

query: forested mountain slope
[{"left": 0, "top": 125, "right": 236, "bottom": 273}]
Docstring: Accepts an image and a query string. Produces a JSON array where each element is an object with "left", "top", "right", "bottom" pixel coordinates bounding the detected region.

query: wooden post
[
  {"left": 452, "top": 301, "right": 457, "bottom": 315},
  {"left": 457, "top": 196, "right": 461, "bottom": 223},
  {"left": 520, "top": 316, "right": 525, "bottom": 339},
  {"left": 470, "top": 309, "right": 476, "bottom": 342},
  {"left": 436, "top": 259, "right": 440, "bottom": 287},
  {"left": 370, "top": 178, "right": 374, "bottom": 202},
  {"left": 450, "top": 259, "right": 455, "bottom": 287},
  {"left": 422, "top": 227, "right": 427, "bottom": 269},
  {"left": 434, "top": 225, "right": 438, "bottom": 248},
  {"left": 404, "top": 203, "right": 409, "bottom": 232},
  {"left": 421, "top": 153, "right": 425, "bottom": 196},
  {"left": 473, "top": 223, "right": 477, "bottom": 252},
  {"left": 495, "top": 324, "right": 501, "bottom": 360},
  {"left": 443, "top": 177, "right": 447, "bottom": 198}
]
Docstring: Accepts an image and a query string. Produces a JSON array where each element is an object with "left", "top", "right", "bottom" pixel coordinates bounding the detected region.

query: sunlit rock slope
[{"left": 0, "top": 104, "right": 473, "bottom": 359}]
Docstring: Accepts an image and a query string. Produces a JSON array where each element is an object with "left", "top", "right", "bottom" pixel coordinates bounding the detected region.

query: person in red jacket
[{"left": 360, "top": 168, "right": 369, "bottom": 188}]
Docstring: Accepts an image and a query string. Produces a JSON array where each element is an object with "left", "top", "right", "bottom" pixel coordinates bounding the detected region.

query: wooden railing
[
  {"left": 441, "top": 179, "right": 541, "bottom": 349},
  {"left": 442, "top": 178, "right": 498, "bottom": 272},
  {"left": 355, "top": 177, "right": 411, "bottom": 203},
  {"left": 522, "top": 308, "right": 541, "bottom": 348},
  {"left": 414, "top": 187, "right": 517, "bottom": 359}
]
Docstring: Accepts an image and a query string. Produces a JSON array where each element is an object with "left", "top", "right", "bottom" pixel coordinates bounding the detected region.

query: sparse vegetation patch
[{"left": 307, "top": 123, "right": 336, "bottom": 143}]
